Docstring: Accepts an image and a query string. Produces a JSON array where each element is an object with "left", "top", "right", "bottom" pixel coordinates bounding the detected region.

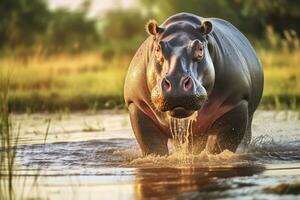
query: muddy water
[{"left": 5, "top": 111, "right": 300, "bottom": 199}]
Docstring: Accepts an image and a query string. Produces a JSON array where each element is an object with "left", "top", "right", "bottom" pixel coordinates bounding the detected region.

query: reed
[{"left": 0, "top": 73, "right": 17, "bottom": 200}]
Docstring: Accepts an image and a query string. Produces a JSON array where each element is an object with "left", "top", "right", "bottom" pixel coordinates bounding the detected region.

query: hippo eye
[
  {"left": 156, "top": 56, "right": 164, "bottom": 65},
  {"left": 154, "top": 44, "right": 161, "bottom": 55},
  {"left": 194, "top": 43, "right": 204, "bottom": 62},
  {"left": 155, "top": 45, "right": 160, "bottom": 52},
  {"left": 154, "top": 44, "right": 164, "bottom": 65}
]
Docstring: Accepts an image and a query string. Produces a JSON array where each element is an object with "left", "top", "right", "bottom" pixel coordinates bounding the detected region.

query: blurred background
[{"left": 0, "top": 0, "right": 299, "bottom": 112}]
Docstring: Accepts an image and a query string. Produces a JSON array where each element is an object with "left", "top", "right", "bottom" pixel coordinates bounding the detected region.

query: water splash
[
  {"left": 168, "top": 112, "right": 198, "bottom": 163},
  {"left": 155, "top": 112, "right": 242, "bottom": 166},
  {"left": 128, "top": 149, "right": 241, "bottom": 168}
]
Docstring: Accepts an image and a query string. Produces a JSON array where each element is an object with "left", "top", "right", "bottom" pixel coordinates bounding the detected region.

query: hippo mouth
[
  {"left": 152, "top": 92, "right": 207, "bottom": 118},
  {"left": 167, "top": 106, "right": 195, "bottom": 118}
]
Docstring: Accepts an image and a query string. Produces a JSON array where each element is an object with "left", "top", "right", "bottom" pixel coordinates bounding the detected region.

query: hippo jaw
[
  {"left": 167, "top": 107, "right": 195, "bottom": 118},
  {"left": 151, "top": 89, "right": 207, "bottom": 118}
]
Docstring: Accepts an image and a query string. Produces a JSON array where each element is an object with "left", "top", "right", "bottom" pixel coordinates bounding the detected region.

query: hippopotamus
[{"left": 124, "top": 12, "right": 264, "bottom": 156}]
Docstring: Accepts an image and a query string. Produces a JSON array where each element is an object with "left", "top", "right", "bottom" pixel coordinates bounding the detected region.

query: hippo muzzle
[{"left": 152, "top": 74, "right": 207, "bottom": 118}]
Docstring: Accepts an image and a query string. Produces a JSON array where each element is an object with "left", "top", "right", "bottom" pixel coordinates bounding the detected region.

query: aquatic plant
[
  {"left": 81, "top": 120, "right": 105, "bottom": 132},
  {"left": 265, "top": 181, "right": 300, "bottom": 195},
  {"left": 0, "top": 74, "right": 16, "bottom": 200},
  {"left": 0, "top": 72, "right": 50, "bottom": 200}
]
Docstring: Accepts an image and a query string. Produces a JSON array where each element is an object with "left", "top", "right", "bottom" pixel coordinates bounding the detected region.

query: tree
[
  {"left": 139, "top": 0, "right": 300, "bottom": 38},
  {"left": 45, "top": 9, "right": 99, "bottom": 52},
  {"left": 99, "top": 9, "right": 147, "bottom": 58},
  {"left": 0, "top": 0, "right": 50, "bottom": 48}
]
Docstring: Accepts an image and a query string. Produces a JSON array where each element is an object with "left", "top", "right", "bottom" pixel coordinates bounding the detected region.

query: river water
[{"left": 6, "top": 110, "right": 300, "bottom": 199}]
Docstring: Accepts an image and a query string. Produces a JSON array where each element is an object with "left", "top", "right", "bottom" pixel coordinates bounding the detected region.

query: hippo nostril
[
  {"left": 183, "top": 77, "right": 193, "bottom": 91},
  {"left": 162, "top": 77, "right": 171, "bottom": 92}
]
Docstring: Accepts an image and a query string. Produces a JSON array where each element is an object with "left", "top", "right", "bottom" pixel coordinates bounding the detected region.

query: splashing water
[
  {"left": 168, "top": 112, "right": 198, "bottom": 164},
  {"left": 129, "top": 149, "right": 240, "bottom": 168},
  {"left": 161, "top": 112, "right": 241, "bottom": 166}
]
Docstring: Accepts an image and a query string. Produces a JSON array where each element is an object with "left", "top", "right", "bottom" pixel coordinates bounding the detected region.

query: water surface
[{"left": 6, "top": 111, "right": 300, "bottom": 199}]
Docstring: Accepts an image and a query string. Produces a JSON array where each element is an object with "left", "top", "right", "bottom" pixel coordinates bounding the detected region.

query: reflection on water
[
  {"left": 134, "top": 166, "right": 264, "bottom": 199},
  {"left": 12, "top": 136, "right": 300, "bottom": 199},
  {"left": 2, "top": 111, "right": 300, "bottom": 199}
]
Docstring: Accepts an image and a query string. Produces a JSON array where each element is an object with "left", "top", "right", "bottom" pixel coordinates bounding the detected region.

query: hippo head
[{"left": 146, "top": 18, "right": 215, "bottom": 118}]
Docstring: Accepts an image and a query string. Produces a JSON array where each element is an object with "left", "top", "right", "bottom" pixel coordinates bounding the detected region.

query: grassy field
[
  {"left": 260, "top": 49, "right": 300, "bottom": 109},
  {"left": 0, "top": 49, "right": 299, "bottom": 112},
  {"left": 0, "top": 53, "right": 128, "bottom": 112}
]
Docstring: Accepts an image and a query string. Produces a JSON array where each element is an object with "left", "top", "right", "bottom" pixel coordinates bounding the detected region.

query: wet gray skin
[{"left": 124, "top": 12, "right": 264, "bottom": 156}]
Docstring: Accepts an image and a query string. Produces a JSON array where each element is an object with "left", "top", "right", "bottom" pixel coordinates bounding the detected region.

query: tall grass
[
  {"left": 0, "top": 52, "right": 128, "bottom": 112},
  {"left": 0, "top": 72, "right": 18, "bottom": 200},
  {"left": 0, "top": 71, "right": 50, "bottom": 199},
  {"left": 260, "top": 49, "right": 300, "bottom": 109}
]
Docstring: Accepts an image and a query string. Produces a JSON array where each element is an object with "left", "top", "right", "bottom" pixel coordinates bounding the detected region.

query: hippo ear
[
  {"left": 200, "top": 20, "right": 213, "bottom": 35},
  {"left": 146, "top": 20, "right": 164, "bottom": 36}
]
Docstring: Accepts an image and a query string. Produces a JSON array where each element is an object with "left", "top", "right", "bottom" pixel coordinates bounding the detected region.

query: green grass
[
  {"left": 0, "top": 49, "right": 299, "bottom": 112},
  {"left": 0, "top": 72, "right": 51, "bottom": 199},
  {"left": 259, "top": 49, "right": 300, "bottom": 109},
  {"left": 0, "top": 52, "right": 128, "bottom": 112},
  {"left": 0, "top": 75, "right": 18, "bottom": 200}
]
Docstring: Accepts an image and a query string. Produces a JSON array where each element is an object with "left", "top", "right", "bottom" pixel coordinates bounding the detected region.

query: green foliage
[
  {"left": 101, "top": 9, "right": 147, "bottom": 41},
  {"left": 1, "top": 0, "right": 299, "bottom": 56},
  {"left": 141, "top": 0, "right": 242, "bottom": 23},
  {"left": 0, "top": 0, "right": 50, "bottom": 48},
  {"left": 139, "top": 0, "right": 300, "bottom": 40},
  {"left": 45, "top": 9, "right": 99, "bottom": 53},
  {"left": 0, "top": 0, "right": 99, "bottom": 55},
  {"left": 99, "top": 9, "right": 148, "bottom": 59},
  {"left": 240, "top": 0, "right": 300, "bottom": 36}
]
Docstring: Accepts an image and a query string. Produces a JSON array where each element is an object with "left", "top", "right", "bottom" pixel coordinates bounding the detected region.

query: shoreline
[{"left": 7, "top": 94, "right": 300, "bottom": 113}]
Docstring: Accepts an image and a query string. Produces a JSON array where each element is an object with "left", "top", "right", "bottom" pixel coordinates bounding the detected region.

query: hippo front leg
[
  {"left": 207, "top": 100, "right": 249, "bottom": 153},
  {"left": 128, "top": 104, "right": 169, "bottom": 156}
]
